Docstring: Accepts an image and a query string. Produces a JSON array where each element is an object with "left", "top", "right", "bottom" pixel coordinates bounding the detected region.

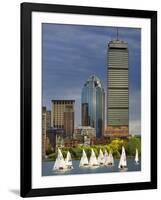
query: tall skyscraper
[
  {"left": 107, "top": 39, "right": 129, "bottom": 133},
  {"left": 64, "top": 105, "right": 74, "bottom": 138},
  {"left": 51, "top": 100, "right": 75, "bottom": 137},
  {"left": 82, "top": 75, "right": 105, "bottom": 138}
]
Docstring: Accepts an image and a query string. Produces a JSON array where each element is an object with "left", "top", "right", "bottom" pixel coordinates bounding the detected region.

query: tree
[{"left": 125, "top": 136, "right": 141, "bottom": 156}]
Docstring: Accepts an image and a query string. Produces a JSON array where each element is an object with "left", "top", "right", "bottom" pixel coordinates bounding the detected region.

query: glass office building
[{"left": 81, "top": 75, "right": 105, "bottom": 138}]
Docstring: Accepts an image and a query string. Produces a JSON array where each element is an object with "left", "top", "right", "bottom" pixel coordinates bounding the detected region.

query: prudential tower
[{"left": 107, "top": 36, "right": 129, "bottom": 132}]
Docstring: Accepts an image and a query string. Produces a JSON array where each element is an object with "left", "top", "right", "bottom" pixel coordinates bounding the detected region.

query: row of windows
[
  {"left": 108, "top": 55, "right": 128, "bottom": 59},
  {"left": 108, "top": 64, "right": 128, "bottom": 69},
  {"left": 108, "top": 100, "right": 128, "bottom": 104},
  {"left": 53, "top": 125, "right": 64, "bottom": 128},
  {"left": 52, "top": 101, "right": 74, "bottom": 104},
  {"left": 108, "top": 102, "right": 128, "bottom": 107},
  {"left": 108, "top": 121, "right": 129, "bottom": 126},
  {"left": 108, "top": 82, "right": 128, "bottom": 86},
  {"left": 107, "top": 110, "right": 128, "bottom": 116},
  {"left": 108, "top": 56, "right": 128, "bottom": 60},
  {"left": 108, "top": 69, "right": 128, "bottom": 74}
]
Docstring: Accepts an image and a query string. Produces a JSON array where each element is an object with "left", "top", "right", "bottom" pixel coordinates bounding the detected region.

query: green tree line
[{"left": 46, "top": 136, "right": 141, "bottom": 161}]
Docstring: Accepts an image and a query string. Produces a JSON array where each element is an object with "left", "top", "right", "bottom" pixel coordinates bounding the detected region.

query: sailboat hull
[
  {"left": 99, "top": 162, "right": 104, "bottom": 165},
  {"left": 90, "top": 166, "right": 99, "bottom": 169},
  {"left": 66, "top": 165, "right": 73, "bottom": 169},
  {"left": 53, "top": 167, "right": 68, "bottom": 172},
  {"left": 119, "top": 165, "right": 128, "bottom": 171},
  {"left": 105, "top": 163, "right": 114, "bottom": 167},
  {"left": 89, "top": 164, "right": 99, "bottom": 168},
  {"left": 80, "top": 164, "right": 89, "bottom": 168}
]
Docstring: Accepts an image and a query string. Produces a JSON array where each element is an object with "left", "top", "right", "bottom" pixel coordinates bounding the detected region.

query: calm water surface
[{"left": 42, "top": 159, "right": 141, "bottom": 176}]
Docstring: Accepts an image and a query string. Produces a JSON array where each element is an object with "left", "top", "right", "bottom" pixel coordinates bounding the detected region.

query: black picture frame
[{"left": 21, "top": 2, "right": 157, "bottom": 197}]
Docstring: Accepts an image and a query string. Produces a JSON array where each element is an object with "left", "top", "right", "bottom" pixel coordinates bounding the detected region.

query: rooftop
[
  {"left": 108, "top": 40, "right": 128, "bottom": 49},
  {"left": 84, "top": 75, "right": 103, "bottom": 88}
]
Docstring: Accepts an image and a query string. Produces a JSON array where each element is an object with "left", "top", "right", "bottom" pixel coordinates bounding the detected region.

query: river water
[{"left": 42, "top": 158, "right": 141, "bottom": 176}]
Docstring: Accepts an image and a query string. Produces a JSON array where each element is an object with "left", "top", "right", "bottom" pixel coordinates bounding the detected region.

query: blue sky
[{"left": 42, "top": 23, "right": 141, "bottom": 135}]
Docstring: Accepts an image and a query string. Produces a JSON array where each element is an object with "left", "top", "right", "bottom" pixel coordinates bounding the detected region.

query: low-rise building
[
  {"left": 47, "top": 128, "right": 64, "bottom": 151},
  {"left": 105, "top": 125, "right": 129, "bottom": 138},
  {"left": 74, "top": 126, "right": 96, "bottom": 145}
]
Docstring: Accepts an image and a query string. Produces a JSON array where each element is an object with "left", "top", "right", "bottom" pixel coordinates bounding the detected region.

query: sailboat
[
  {"left": 79, "top": 149, "right": 89, "bottom": 167},
  {"left": 108, "top": 151, "right": 114, "bottom": 166},
  {"left": 118, "top": 146, "right": 128, "bottom": 170},
  {"left": 53, "top": 148, "right": 67, "bottom": 171},
  {"left": 105, "top": 150, "right": 114, "bottom": 166},
  {"left": 104, "top": 150, "right": 109, "bottom": 165},
  {"left": 89, "top": 148, "right": 99, "bottom": 168},
  {"left": 98, "top": 149, "right": 105, "bottom": 165},
  {"left": 135, "top": 148, "right": 139, "bottom": 165},
  {"left": 65, "top": 151, "right": 73, "bottom": 169}
]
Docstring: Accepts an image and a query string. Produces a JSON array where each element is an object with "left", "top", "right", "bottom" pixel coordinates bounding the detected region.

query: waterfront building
[
  {"left": 107, "top": 39, "right": 129, "bottom": 135},
  {"left": 51, "top": 100, "right": 75, "bottom": 137},
  {"left": 81, "top": 75, "right": 105, "bottom": 137},
  {"left": 47, "top": 128, "right": 64, "bottom": 150},
  {"left": 105, "top": 125, "right": 129, "bottom": 138},
  {"left": 46, "top": 110, "right": 51, "bottom": 128},
  {"left": 74, "top": 126, "right": 96, "bottom": 138},
  {"left": 90, "top": 136, "right": 110, "bottom": 145},
  {"left": 64, "top": 138, "right": 80, "bottom": 148},
  {"left": 45, "top": 110, "right": 51, "bottom": 151},
  {"left": 74, "top": 126, "right": 96, "bottom": 145}
]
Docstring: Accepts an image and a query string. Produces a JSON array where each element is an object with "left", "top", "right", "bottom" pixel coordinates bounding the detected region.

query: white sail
[
  {"left": 79, "top": 149, "right": 89, "bottom": 167},
  {"left": 53, "top": 157, "right": 59, "bottom": 169},
  {"left": 109, "top": 151, "right": 114, "bottom": 165},
  {"left": 53, "top": 148, "right": 67, "bottom": 170},
  {"left": 135, "top": 148, "right": 139, "bottom": 163},
  {"left": 89, "top": 149, "right": 99, "bottom": 167},
  {"left": 104, "top": 150, "right": 108, "bottom": 164},
  {"left": 118, "top": 146, "right": 127, "bottom": 169},
  {"left": 65, "top": 151, "right": 73, "bottom": 169},
  {"left": 98, "top": 149, "right": 105, "bottom": 165}
]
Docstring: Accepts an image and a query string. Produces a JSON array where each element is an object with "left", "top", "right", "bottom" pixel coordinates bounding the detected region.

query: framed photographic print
[{"left": 21, "top": 2, "right": 157, "bottom": 197}]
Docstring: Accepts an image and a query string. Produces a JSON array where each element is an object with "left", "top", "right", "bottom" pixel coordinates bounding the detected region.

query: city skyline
[{"left": 42, "top": 23, "right": 141, "bottom": 135}]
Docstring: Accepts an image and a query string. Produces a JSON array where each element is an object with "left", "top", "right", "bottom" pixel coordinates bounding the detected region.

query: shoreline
[{"left": 43, "top": 155, "right": 139, "bottom": 162}]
